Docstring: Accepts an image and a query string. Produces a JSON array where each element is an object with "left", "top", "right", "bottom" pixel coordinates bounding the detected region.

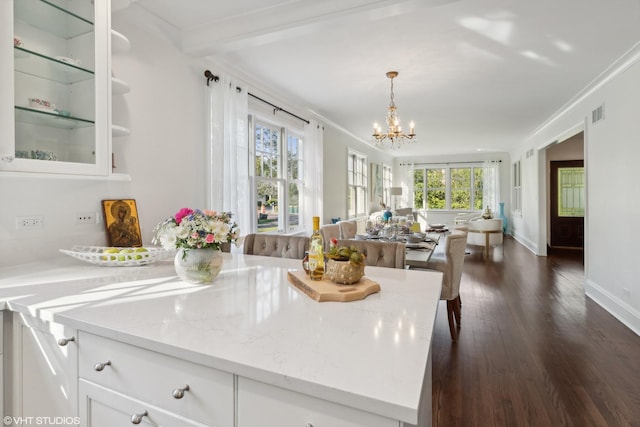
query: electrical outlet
[
  {"left": 16, "top": 215, "right": 44, "bottom": 229},
  {"left": 76, "top": 212, "right": 96, "bottom": 225}
]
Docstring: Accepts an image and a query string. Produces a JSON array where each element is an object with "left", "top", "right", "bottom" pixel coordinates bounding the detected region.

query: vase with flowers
[{"left": 152, "top": 208, "right": 240, "bottom": 284}]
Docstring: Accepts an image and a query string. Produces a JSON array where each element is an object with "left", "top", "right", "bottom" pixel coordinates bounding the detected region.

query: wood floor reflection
[{"left": 431, "top": 237, "right": 640, "bottom": 427}]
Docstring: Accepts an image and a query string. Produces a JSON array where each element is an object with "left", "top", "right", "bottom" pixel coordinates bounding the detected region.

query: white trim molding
[{"left": 585, "top": 279, "right": 640, "bottom": 337}]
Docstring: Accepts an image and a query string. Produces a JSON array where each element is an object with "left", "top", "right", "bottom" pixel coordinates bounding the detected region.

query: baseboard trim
[
  {"left": 585, "top": 279, "right": 640, "bottom": 336},
  {"left": 511, "top": 232, "right": 538, "bottom": 255}
]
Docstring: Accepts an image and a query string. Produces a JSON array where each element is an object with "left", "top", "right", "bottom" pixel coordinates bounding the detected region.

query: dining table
[{"left": 355, "top": 228, "right": 449, "bottom": 269}]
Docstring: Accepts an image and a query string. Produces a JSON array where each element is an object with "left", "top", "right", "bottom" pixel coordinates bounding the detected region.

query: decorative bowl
[
  {"left": 325, "top": 259, "right": 365, "bottom": 285},
  {"left": 429, "top": 224, "right": 446, "bottom": 230},
  {"left": 407, "top": 234, "right": 422, "bottom": 243},
  {"left": 60, "top": 245, "right": 174, "bottom": 267}
]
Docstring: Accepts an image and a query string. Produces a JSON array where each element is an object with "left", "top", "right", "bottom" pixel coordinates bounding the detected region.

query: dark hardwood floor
[{"left": 431, "top": 236, "right": 640, "bottom": 427}]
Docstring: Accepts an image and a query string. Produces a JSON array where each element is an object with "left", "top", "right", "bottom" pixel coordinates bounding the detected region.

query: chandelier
[{"left": 372, "top": 71, "right": 416, "bottom": 148}]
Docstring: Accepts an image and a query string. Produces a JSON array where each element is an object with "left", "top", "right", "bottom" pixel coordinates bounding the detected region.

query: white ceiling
[{"left": 131, "top": 0, "right": 640, "bottom": 156}]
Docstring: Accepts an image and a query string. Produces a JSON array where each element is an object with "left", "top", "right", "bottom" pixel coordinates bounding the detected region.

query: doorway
[{"left": 544, "top": 131, "right": 585, "bottom": 251}]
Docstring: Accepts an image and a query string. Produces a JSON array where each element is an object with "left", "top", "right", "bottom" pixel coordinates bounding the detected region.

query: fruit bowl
[{"left": 59, "top": 245, "right": 174, "bottom": 267}]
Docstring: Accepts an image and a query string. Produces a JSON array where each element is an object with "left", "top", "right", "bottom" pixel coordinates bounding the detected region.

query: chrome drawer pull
[
  {"left": 130, "top": 410, "right": 148, "bottom": 424},
  {"left": 57, "top": 336, "right": 75, "bottom": 346},
  {"left": 172, "top": 384, "right": 190, "bottom": 399},
  {"left": 94, "top": 360, "right": 111, "bottom": 371}
]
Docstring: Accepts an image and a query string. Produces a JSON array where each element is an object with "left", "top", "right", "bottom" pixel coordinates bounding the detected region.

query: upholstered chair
[
  {"left": 336, "top": 239, "right": 405, "bottom": 269},
  {"left": 394, "top": 207, "right": 417, "bottom": 222},
  {"left": 320, "top": 223, "right": 341, "bottom": 251},
  {"left": 337, "top": 220, "right": 358, "bottom": 240},
  {"left": 466, "top": 218, "right": 503, "bottom": 257},
  {"left": 425, "top": 230, "right": 468, "bottom": 342},
  {"left": 243, "top": 234, "right": 310, "bottom": 259}
]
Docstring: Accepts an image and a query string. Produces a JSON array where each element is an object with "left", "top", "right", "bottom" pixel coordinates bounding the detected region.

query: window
[
  {"left": 412, "top": 165, "right": 486, "bottom": 210},
  {"left": 347, "top": 151, "right": 367, "bottom": 218},
  {"left": 557, "top": 167, "right": 584, "bottom": 217},
  {"left": 513, "top": 160, "right": 521, "bottom": 214},
  {"left": 254, "top": 120, "right": 304, "bottom": 233}
]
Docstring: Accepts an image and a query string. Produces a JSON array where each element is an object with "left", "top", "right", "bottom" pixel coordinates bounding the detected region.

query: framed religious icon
[{"left": 102, "top": 199, "right": 143, "bottom": 247}]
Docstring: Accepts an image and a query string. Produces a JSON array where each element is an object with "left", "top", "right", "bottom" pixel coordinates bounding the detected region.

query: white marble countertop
[{"left": 0, "top": 252, "right": 442, "bottom": 424}]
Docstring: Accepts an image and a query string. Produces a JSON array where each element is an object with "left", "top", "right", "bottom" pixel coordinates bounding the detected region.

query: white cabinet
[
  {"left": 79, "top": 380, "right": 208, "bottom": 427},
  {"left": 1, "top": 0, "right": 110, "bottom": 176},
  {"left": 110, "top": 27, "right": 131, "bottom": 175},
  {"left": 10, "top": 312, "right": 78, "bottom": 423},
  {"left": 78, "top": 332, "right": 234, "bottom": 427},
  {"left": 237, "top": 377, "right": 399, "bottom": 427}
]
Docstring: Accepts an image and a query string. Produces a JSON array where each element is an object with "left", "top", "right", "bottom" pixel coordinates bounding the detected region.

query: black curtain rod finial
[{"left": 204, "top": 69, "right": 219, "bottom": 86}]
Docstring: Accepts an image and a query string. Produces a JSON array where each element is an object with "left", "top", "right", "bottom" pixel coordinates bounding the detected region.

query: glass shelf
[
  {"left": 14, "top": 47, "right": 94, "bottom": 84},
  {"left": 14, "top": 0, "right": 93, "bottom": 39},
  {"left": 15, "top": 106, "right": 94, "bottom": 130}
]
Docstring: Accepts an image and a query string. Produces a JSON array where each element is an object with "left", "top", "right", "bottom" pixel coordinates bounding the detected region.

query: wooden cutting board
[{"left": 287, "top": 270, "right": 381, "bottom": 302}]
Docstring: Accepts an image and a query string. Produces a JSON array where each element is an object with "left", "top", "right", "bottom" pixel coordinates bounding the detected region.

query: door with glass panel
[{"left": 550, "top": 160, "right": 584, "bottom": 248}]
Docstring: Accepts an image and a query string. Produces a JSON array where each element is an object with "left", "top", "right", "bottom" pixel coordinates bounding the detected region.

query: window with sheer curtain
[
  {"left": 254, "top": 120, "right": 304, "bottom": 233},
  {"left": 411, "top": 163, "right": 499, "bottom": 211},
  {"left": 347, "top": 151, "right": 367, "bottom": 218},
  {"left": 206, "top": 72, "right": 323, "bottom": 237}
]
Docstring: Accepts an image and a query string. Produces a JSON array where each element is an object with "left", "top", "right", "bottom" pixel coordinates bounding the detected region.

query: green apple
[
  {"left": 118, "top": 248, "right": 134, "bottom": 261},
  {"left": 102, "top": 248, "right": 119, "bottom": 261},
  {"left": 134, "top": 247, "right": 149, "bottom": 260}
]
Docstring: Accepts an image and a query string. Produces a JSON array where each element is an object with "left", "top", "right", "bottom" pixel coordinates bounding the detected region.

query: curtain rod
[
  {"left": 204, "top": 70, "right": 310, "bottom": 124},
  {"left": 248, "top": 93, "right": 310, "bottom": 125},
  {"left": 399, "top": 160, "right": 502, "bottom": 166}
]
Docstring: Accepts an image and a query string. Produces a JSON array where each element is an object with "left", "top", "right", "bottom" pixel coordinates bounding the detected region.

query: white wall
[
  {"left": 511, "top": 43, "right": 640, "bottom": 335},
  {"left": 322, "top": 125, "right": 392, "bottom": 224},
  {"left": 0, "top": 7, "right": 205, "bottom": 267}
]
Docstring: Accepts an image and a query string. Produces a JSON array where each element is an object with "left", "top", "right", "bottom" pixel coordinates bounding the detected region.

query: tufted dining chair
[
  {"left": 337, "top": 220, "right": 358, "bottom": 240},
  {"left": 336, "top": 239, "right": 405, "bottom": 269},
  {"left": 425, "top": 230, "right": 468, "bottom": 342},
  {"left": 243, "top": 234, "right": 310, "bottom": 260},
  {"left": 320, "top": 223, "right": 341, "bottom": 251}
]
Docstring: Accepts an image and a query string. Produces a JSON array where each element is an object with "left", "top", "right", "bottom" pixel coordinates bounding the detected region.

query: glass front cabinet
[{"left": 1, "top": 0, "right": 111, "bottom": 175}]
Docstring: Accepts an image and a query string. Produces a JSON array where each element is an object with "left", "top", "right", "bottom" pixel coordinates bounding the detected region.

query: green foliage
[{"left": 325, "top": 245, "right": 365, "bottom": 266}]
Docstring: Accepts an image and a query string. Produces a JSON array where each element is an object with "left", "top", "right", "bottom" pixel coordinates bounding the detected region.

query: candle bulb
[{"left": 409, "top": 121, "right": 415, "bottom": 134}]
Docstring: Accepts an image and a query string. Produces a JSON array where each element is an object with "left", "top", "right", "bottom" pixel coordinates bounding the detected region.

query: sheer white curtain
[
  {"left": 205, "top": 74, "right": 251, "bottom": 237},
  {"left": 482, "top": 161, "right": 501, "bottom": 212},
  {"left": 303, "top": 120, "right": 324, "bottom": 227},
  {"left": 404, "top": 162, "right": 415, "bottom": 208}
]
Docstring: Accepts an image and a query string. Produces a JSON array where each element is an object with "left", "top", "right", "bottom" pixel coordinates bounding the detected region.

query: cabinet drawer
[
  {"left": 79, "top": 379, "right": 208, "bottom": 427},
  {"left": 237, "top": 377, "right": 398, "bottom": 427},
  {"left": 78, "top": 332, "right": 233, "bottom": 426}
]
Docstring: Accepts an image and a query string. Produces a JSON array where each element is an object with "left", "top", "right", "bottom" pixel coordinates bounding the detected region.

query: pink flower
[
  {"left": 203, "top": 210, "right": 217, "bottom": 216},
  {"left": 175, "top": 208, "right": 193, "bottom": 225},
  {"left": 205, "top": 233, "right": 215, "bottom": 243},
  {"left": 191, "top": 232, "right": 199, "bottom": 239},
  {"left": 330, "top": 238, "right": 338, "bottom": 247}
]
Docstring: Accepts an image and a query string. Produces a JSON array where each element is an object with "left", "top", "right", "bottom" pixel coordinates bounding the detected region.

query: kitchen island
[{"left": 0, "top": 252, "right": 442, "bottom": 426}]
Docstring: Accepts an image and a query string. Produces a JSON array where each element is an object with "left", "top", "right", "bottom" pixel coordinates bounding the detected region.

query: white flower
[
  {"left": 210, "top": 221, "right": 229, "bottom": 241},
  {"left": 159, "top": 227, "right": 178, "bottom": 249}
]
